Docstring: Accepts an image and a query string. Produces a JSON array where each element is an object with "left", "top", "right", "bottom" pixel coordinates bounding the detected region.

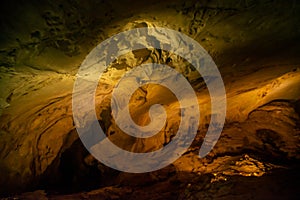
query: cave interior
[{"left": 0, "top": 0, "right": 300, "bottom": 199}]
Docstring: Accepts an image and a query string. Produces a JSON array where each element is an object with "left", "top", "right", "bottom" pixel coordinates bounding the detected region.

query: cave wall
[{"left": 0, "top": 0, "right": 300, "bottom": 195}]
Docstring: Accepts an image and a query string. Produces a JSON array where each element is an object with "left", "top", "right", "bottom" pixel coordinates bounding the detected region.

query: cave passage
[{"left": 0, "top": 0, "right": 300, "bottom": 199}]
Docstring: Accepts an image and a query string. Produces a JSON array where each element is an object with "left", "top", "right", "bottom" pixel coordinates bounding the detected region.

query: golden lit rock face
[
  {"left": 106, "top": 83, "right": 181, "bottom": 153},
  {"left": 0, "top": 0, "right": 300, "bottom": 198}
]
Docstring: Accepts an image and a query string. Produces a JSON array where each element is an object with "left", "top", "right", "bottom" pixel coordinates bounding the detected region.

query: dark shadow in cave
[{"left": 39, "top": 138, "right": 119, "bottom": 195}]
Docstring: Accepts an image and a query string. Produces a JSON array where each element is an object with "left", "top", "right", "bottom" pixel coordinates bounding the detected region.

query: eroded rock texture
[{"left": 0, "top": 0, "right": 300, "bottom": 199}]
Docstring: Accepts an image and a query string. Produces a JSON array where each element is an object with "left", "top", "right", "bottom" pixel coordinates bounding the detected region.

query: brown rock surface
[{"left": 0, "top": 0, "right": 300, "bottom": 199}]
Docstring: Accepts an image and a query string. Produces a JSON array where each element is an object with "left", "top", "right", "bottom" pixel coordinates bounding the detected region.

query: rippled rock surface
[{"left": 0, "top": 0, "right": 300, "bottom": 199}]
